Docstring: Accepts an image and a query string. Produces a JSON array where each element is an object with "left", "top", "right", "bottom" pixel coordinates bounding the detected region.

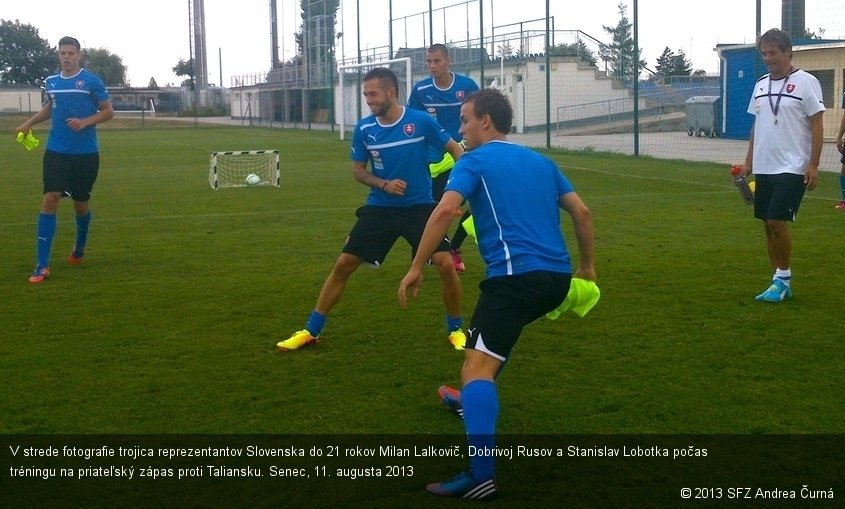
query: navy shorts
[
  {"left": 342, "top": 205, "right": 450, "bottom": 266},
  {"left": 753, "top": 173, "right": 805, "bottom": 222},
  {"left": 467, "top": 271, "right": 571, "bottom": 361},
  {"left": 43, "top": 150, "right": 100, "bottom": 202}
]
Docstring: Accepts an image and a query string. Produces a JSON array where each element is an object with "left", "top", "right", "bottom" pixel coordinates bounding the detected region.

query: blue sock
[
  {"left": 462, "top": 379, "right": 499, "bottom": 482},
  {"left": 305, "top": 311, "right": 327, "bottom": 337},
  {"left": 74, "top": 211, "right": 92, "bottom": 256},
  {"left": 840, "top": 175, "right": 845, "bottom": 200},
  {"left": 36, "top": 213, "right": 56, "bottom": 269},
  {"left": 446, "top": 314, "right": 463, "bottom": 332}
]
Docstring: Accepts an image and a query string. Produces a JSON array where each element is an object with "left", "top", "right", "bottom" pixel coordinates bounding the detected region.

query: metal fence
[{"left": 227, "top": 0, "right": 844, "bottom": 168}]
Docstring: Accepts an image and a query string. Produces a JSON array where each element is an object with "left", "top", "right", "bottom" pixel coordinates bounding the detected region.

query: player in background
[
  {"left": 15, "top": 36, "right": 114, "bottom": 283},
  {"left": 408, "top": 44, "right": 479, "bottom": 272},
  {"left": 278, "top": 67, "right": 466, "bottom": 352},
  {"left": 835, "top": 89, "right": 845, "bottom": 209},
  {"left": 398, "top": 88, "right": 596, "bottom": 500},
  {"left": 740, "top": 28, "right": 824, "bottom": 302}
]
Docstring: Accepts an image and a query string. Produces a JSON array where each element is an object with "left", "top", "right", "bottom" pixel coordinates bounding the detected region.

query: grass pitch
[
  {"left": 1, "top": 121, "right": 842, "bottom": 433},
  {"left": 1, "top": 119, "right": 842, "bottom": 506}
]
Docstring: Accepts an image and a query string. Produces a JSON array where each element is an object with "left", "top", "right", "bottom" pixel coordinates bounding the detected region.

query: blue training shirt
[
  {"left": 408, "top": 72, "right": 479, "bottom": 141},
  {"left": 351, "top": 107, "right": 452, "bottom": 207},
  {"left": 45, "top": 68, "right": 109, "bottom": 155},
  {"left": 445, "top": 140, "right": 574, "bottom": 278}
]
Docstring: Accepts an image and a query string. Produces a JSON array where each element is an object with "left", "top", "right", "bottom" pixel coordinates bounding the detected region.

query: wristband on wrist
[{"left": 382, "top": 180, "right": 389, "bottom": 190}]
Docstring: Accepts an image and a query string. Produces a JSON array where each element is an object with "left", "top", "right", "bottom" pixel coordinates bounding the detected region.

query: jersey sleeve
[
  {"left": 553, "top": 161, "right": 575, "bottom": 197},
  {"left": 468, "top": 77, "right": 480, "bottom": 94},
  {"left": 444, "top": 153, "right": 479, "bottom": 200},
  {"left": 407, "top": 85, "right": 423, "bottom": 111},
  {"left": 350, "top": 123, "right": 369, "bottom": 164},
  {"left": 90, "top": 74, "right": 110, "bottom": 103},
  {"left": 747, "top": 91, "right": 757, "bottom": 116},
  {"left": 803, "top": 74, "right": 825, "bottom": 117},
  {"left": 422, "top": 114, "right": 451, "bottom": 153}
]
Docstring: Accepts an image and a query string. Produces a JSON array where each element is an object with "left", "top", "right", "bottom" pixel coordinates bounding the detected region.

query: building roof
[{"left": 716, "top": 38, "right": 845, "bottom": 55}]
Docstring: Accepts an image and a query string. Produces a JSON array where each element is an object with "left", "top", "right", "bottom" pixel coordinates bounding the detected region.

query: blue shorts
[{"left": 43, "top": 150, "right": 100, "bottom": 202}]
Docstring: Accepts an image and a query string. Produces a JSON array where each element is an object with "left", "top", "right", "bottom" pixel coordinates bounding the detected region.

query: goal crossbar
[{"left": 209, "top": 150, "right": 280, "bottom": 190}]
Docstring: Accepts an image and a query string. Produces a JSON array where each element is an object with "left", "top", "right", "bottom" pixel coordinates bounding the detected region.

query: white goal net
[
  {"left": 338, "top": 57, "right": 411, "bottom": 141},
  {"left": 209, "top": 150, "right": 280, "bottom": 190}
]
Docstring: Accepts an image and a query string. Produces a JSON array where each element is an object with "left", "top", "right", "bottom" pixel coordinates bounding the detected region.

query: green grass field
[{"left": 1, "top": 120, "right": 842, "bottom": 506}]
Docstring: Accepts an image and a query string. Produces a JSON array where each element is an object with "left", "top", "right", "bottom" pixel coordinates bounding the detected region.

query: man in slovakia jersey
[{"left": 278, "top": 67, "right": 467, "bottom": 352}]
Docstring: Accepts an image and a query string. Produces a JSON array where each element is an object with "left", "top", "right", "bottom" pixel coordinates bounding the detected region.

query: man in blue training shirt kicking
[{"left": 399, "top": 88, "right": 596, "bottom": 500}]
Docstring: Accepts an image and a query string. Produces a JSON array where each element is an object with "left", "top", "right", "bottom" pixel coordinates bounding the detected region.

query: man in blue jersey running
[
  {"left": 16, "top": 36, "right": 114, "bottom": 284},
  {"left": 278, "top": 67, "right": 466, "bottom": 352},
  {"left": 408, "top": 44, "right": 479, "bottom": 272},
  {"left": 398, "top": 88, "right": 596, "bottom": 500}
]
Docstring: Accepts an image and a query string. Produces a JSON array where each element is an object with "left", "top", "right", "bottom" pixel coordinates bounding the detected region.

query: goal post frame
[
  {"left": 208, "top": 150, "right": 280, "bottom": 190},
  {"left": 338, "top": 57, "right": 412, "bottom": 141}
]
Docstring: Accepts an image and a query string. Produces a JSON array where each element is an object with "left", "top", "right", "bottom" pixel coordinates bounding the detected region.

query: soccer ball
[{"left": 245, "top": 173, "right": 261, "bottom": 186}]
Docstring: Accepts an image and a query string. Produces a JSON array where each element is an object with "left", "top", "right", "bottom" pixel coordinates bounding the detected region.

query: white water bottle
[{"left": 730, "top": 165, "right": 754, "bottom": 205}]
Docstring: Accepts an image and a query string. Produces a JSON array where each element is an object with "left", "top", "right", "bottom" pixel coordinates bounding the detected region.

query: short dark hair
[
  {"left": 58, "top": 36, "right": 81, "bottom": 51},
  {"left": 363, "top": 67, "right": 399, "bottom": 95},
  {"left": 464, "top": 88, "right": 513, "bottom": 134},
  {"left": 758, "top": 28, "right": 792, "bottom": 53},
  {"left": 428, "top": 44, "right": 449, "bottom": 58}
]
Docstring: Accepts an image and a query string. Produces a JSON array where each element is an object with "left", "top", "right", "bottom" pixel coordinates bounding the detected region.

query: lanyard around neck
[{"left": 768, "top": 67, "right": 794, "bottom": 124}]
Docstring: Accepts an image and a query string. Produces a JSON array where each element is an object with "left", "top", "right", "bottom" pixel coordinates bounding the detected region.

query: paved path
[{"left": 510, "top": 131, "right": 843, "bottom": 172}]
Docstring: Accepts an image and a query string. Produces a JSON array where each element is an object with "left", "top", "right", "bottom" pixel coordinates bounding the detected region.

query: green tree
[
  {"left": 796, "top": 27, "right": 825, "bottom": 39},
  {"left": 172, "top": 58, "right": 194, "bottom": 87},
  {"left": 84, "top": 47, "right": 127, "bottom": 86},
  {"left": 601, "top": 3, "right": 646, "bottom": 83},
  {"left": 655, "top": 46, "right": 692, "bottom": 82},
  {"left": 655, "top": 46, "right": 675, "bottom": 77},
  {"left": 670, "top": 49, "right": 692, "bottom": 78},
  {"left": 148, "top": 77, "right": 159, "bottom": 89},
  {"left": 548, "top": 40, "right": 597, "bottom": 66},
  {"left": 0, "top": 19, "right": 56, "bottom": 87}
]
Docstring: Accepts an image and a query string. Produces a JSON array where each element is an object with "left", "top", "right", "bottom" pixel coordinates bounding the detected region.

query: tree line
[{"left": 0, "top": 19, "right": 194, "bottom": 89}]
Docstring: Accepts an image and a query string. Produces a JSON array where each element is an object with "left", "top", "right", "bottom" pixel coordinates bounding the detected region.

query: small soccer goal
[{"left": 209, "top": 150, "right": 280, "bottom": 190}]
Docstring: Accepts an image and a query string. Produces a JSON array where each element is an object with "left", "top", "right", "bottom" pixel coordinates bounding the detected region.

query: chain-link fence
[{"left": 228, "top": 0, "right": 844, "bottom": 168}]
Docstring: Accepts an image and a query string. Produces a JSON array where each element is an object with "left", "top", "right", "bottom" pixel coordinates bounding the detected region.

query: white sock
[{"left": 775, "top": 268, "right": 791, "bottom": 284}]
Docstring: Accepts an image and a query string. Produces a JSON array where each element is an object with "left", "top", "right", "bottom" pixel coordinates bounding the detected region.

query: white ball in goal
[{"left": 209, "top": 150, "right": 280, "bottom": 190}]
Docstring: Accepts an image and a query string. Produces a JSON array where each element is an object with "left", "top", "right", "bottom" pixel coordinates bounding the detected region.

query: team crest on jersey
[
  {"left": 786, "top": 84, "right": 795, "bottom": 93},
  {"left": 403, "top": 124, "right": 415, "bottom": 136},
  {"left": 76, "top": 80, "right": 85, "bottom": 89},
  {"left": 456, "top": 90, "right": 465, "bottom": 101}
]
